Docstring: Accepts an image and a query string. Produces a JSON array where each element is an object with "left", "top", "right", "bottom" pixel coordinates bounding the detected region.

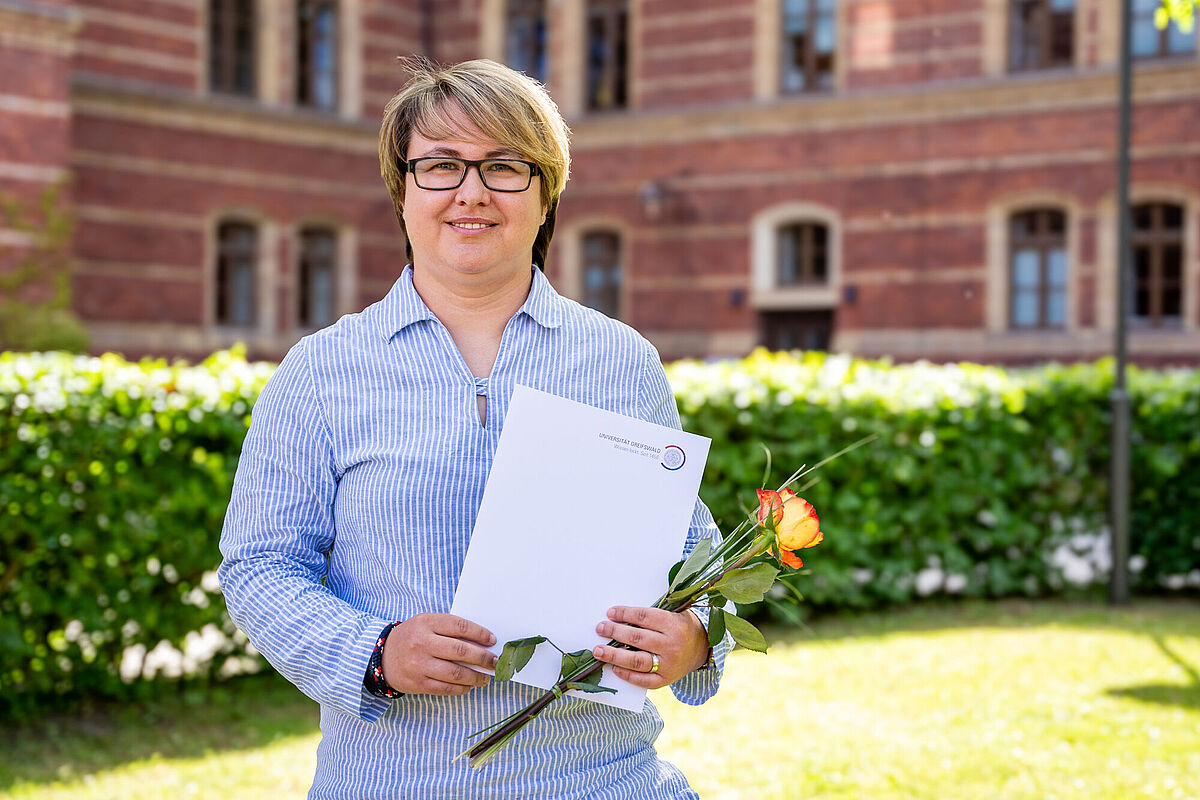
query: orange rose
[{"left": 756, "top": 488, "right": 823, "bottom": 568}]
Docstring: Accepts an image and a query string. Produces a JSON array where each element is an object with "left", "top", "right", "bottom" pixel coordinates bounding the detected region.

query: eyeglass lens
[{"left": 411, "top": 158, "right": 533, "bottom": 191}]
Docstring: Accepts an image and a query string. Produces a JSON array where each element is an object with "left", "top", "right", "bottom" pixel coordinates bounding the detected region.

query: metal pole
[{"left": 1110, "top": 0, "right": 1133, "bottom": 605}]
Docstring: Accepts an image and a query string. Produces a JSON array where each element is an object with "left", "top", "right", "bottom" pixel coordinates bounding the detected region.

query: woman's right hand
[{"left": 381, "top": 613, "right": 499, "bottom": 696}]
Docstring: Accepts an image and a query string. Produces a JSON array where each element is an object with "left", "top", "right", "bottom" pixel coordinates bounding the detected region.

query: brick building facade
[{"left": 1, "top": 0, "right": 1198, "bottom": 363}]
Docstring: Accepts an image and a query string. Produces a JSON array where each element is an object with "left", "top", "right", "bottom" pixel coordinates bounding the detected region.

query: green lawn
[{"left": 3, "top": 599, "right": 1198, "bottom": 800}]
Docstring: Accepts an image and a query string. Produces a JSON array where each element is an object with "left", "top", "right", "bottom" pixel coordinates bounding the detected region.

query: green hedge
[
  {"left": 0, "top": 349, "right": 271, "bottom": 718},
  {"left": 1, "top": 348, "right": 1197, "bottom": 717},
  {"left": 668, "top": 350, "right": 1200, "bottom": 619}
]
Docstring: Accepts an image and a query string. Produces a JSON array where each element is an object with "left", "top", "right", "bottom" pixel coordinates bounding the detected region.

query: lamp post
[{"left": 1110, "top": 0, "right": 1133, "bottom": 605}]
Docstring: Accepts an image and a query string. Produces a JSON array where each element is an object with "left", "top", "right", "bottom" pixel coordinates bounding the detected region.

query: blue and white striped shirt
[{"left": 219, "top": 266, "right": 731, "bottom": 799}]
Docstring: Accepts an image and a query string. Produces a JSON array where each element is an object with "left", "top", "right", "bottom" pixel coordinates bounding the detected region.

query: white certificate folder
[{"left": 451, "top": 384, "right": 711, "bottom": 712}]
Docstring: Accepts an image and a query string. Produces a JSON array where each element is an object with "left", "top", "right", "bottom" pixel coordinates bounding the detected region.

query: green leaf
[
  {"left": 724, "top": 613, "right": 769, "bottom": 653},
  {"left": 712, "top": 562, "right": 779, "bottom": 604},
  {"left": 707, "top": 607, "right": 727, "bottom": 648},
  {"left": 495, "top": 636, "right": 546, "bottom": 682},
  {"left": 669, "top": 535, "right": 715, "bottom": 592},
  {"left": 564, "top": 681, "right": 617, "bottom": 695},
  {"left": 558, "top": 648, "right": 594, "bottom": 682},
  {"left": 667, "top": 558, "right": 684, "bottom": 588}
]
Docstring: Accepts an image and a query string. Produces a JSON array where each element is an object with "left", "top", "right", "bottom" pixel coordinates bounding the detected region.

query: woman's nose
[{"left": 455, "top": 164, "right": 491, "bottom": 203}]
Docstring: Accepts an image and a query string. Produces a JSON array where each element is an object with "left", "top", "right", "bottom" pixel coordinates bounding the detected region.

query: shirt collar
[{"left": 378, "top": 265, "right": 565, "bottom": 341}]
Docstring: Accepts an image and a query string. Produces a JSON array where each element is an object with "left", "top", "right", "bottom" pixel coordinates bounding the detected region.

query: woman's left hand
[{"left": 591, "top": 606, "right": 710, "bottom": 689}]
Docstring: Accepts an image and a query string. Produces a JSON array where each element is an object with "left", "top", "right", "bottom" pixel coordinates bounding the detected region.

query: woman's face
[{"left": 402, "top": 116, "right": 547, "bottom": 288}]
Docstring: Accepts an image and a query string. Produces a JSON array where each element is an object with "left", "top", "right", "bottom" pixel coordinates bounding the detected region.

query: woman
[{"left": 219, "top": 59, "right": 730, "bottom": 799}]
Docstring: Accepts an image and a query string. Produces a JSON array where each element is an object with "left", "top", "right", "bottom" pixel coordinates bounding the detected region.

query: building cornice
[
  {"left": 71, "top": 73, "right": 380, "bottom": 152},
  {"left": 570, "top": 61, "right": 1200, "bottom": 149}
]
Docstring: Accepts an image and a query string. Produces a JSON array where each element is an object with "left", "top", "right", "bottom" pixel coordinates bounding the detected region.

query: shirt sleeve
[
  {"left": 638, "top": 342, "right": 734, "bottom": 706},
  {"left": 218, "top": 337, "right": 394, "bottom": 722}
]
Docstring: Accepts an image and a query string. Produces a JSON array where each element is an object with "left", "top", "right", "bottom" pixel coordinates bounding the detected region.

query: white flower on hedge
[
  {"left": 64, "top": 620, "right": 83, "bottom": 642},
  {"left": 977, "top": 509, "right": 997, "bottom": 528},
  {"left": 945, "top": 574, "right": 968, "bottom": 593},
  {"left": 918, "top": 431, "right": 936, "bottom": 448},
  {"left": 850, "top": 568, "right": 873, "bottom": 585},
  {"left": 1129, "top": 555, "right": 1147, "bottom": 573},
  {"left": 915, "top": 568, "right": 943, "bottom": 596},
  {"left": 1187, "top": 570, "right": 1200, "bottom": 588},
  {"left": 1162, "top": 574, "right": 1187, "bottom": 591},
  {"left": 143, "top": 639, "right": 184, "bottom": 680},
  {"left": 200, "top": 570, "right": 221, "bottom": 593},
  {"left": 119, "top": 644, "right": 146, "bottom": 682}
]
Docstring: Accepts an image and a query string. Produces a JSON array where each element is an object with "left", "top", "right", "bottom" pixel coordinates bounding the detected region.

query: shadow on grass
[
  {"left": 0, "top": 671, "right": 319, "bottom": 790},
  {"left": 1105, "top": 633, "right": 1200, "bottom": 712}
]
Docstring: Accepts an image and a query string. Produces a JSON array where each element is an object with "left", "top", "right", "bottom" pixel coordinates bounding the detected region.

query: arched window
[
  {"left": 209, "top": 0, "right": 256, "bottom": 95},
  {"left": 215, "top": 221, "right": 258, "bottom": 326},
  {"left": 1008, "top": 0, "right": 1074, "bottom": 72},
  {"left": 1131, "top": 202, "right": 1185, "bottom": 327},
  {"left": 1009, "top": 208, "right": 1067, "bottom": 329},
  {"left": 507, "top": 0, "right": 547, "bottom": 82},
  {"left": 297, "top": 0, "right": 338, "bottom": 110},
  {"left": 782, "top": 0, "right": 836, "bottom": 93},
  {"left": 581, "top": 230, "right": 621, "bottom": 318},
  {"left": 298, "top": 227, "right": 337, "bottom": 329},
  {"left": 586, "top": 0, "right": 628, "bottom": 110}
]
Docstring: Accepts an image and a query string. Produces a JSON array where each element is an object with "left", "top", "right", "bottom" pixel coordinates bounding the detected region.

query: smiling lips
[{"left": 448, "top": 218, "right": 497, "bottom": 231}]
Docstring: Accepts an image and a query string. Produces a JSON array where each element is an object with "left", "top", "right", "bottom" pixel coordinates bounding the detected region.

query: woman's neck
[{"left": 411, "top": 263, "right": 532, "bottom": 334}]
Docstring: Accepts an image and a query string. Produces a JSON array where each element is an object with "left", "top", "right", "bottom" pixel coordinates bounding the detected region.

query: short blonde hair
[{"left": 378, "top": 58, "right": 572, "bottom": 268}]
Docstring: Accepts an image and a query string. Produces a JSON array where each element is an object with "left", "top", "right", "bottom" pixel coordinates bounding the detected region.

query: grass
[{"left": 3, "top": 599, "right": 1198, "bottom": 800}]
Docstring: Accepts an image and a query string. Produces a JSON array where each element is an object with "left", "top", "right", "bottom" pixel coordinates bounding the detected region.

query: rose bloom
[{"left": 756, "top": 488, "right": 823, "bottom": 568}]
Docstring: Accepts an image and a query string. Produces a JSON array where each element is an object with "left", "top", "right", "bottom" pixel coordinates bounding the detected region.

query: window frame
[
  {"left": 1007, "top": 208, "right": 1069, "bottom": 330},
  {"left": 214, "top": 219, "right": 259, "bottom": 328},
  {"left": 297, "top": 226, "right": 339, "bottom": 330},
  {"left": 1007, "top": 0, "right": 1075, "bottom": 73},
  {"left": 208, "top": 0, "right": 257, "bottom": 96},
  {"left": 780, "top": 0, "right": 837, "bottom": 94},
  {"left": 1131, "top": 0, "right": 1198, "bottom": 60},
  {"left": 1129, "top": 201, "right": 1186, "bottom": 328},
  {"left": 296, "top": 0, "right": 339, "bottom": 111},
  {"left": 580, "top": 229, "right": 623, "bottom": 319},
  {"left": 585, "top": 0, "right": 629, "bottom": 111},
  {"left": 506, "top": 0, "right": 548, "bottom": 82}
]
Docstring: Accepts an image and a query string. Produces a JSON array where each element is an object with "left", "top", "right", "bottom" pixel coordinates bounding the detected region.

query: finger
[
  {"left": 429, "top": 635, "right": 500, "bottom": 671},
  {"left": 591, "top": 643, "right": 658, "bottom": 674},
  {"left": 428, "top": 658, "right": 493, "bottom": 688},
  {"left": 610, "top": 663, "right": 668, "bottom": 690},
  {"left": 428, "top": 614, "right": 497, "bottom": 646},
  {"left": 596, "top": 618, "right": 667, "bottom": 652},
  {"left": 421, "top": 676, "right": 479, "bottom": 696},
  {"left": 607, "top": 606, "right": 674, "bottom": 633}
]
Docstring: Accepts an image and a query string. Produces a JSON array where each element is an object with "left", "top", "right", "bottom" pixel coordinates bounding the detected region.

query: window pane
[
  {"left": 1012, "top": 249, "right": 1040, "bottom": 287},
  {"left": 231, "top": 261, "right": 255, "bottom": 326},
  {"left": 1012, "top": 289, "right": 1039, "bottom": 327},
  {"left": 1131, "top": 21, "right": 1159, "bottom": 57},
  {"left": 1163, "top": 204, "right": 1184, "bottom": 229},
  {"left": 1050, "top": 0, "right": 1074, "bottom": 9},
  {"left": 313, "top": 6, "right": 337, "bottom": 109},
  {"left": 1047, "top": 248, "right": 1067, "bottom": 286},
  {"left": 1046, "top": 287, "right": 1066, "bottom": 327},
  {"left": 309, "top": 264, "right": 334, "bottom": 327},
  {"left": 778, "top": 225, "right": 799, "bottom": 284},
  {"left": 582, "top": 231, "right": 621, "bottom": 318},
  {"left": 1167, "top": 22, "right": 1197, "bottom": 53},
  {"left": 1132, "top": 204, "right": 1154, "bottom": 230},
  {"left": 1163, "top": 284, "right": 1182, "bottom": 317},
  {"left": 1163, "top": 244, "right": 1182, "bottom": 281}
]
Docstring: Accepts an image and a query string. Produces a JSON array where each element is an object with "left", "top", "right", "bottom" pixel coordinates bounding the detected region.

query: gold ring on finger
[{"left": 649, "top": 654, "right": 660, "bottom": 674}]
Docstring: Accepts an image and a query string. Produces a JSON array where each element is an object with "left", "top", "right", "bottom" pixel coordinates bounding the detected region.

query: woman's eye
[
  {"left": 486, "top": 162, "right": 517, "bottom": 173},
  {"left": 429, "top": 161, "right": 461, "bottom": 171}
]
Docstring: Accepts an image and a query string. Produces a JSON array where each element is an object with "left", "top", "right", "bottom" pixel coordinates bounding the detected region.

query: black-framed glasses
[{"left": 399, "top": 157, "right": 541, "bottom": 192}]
